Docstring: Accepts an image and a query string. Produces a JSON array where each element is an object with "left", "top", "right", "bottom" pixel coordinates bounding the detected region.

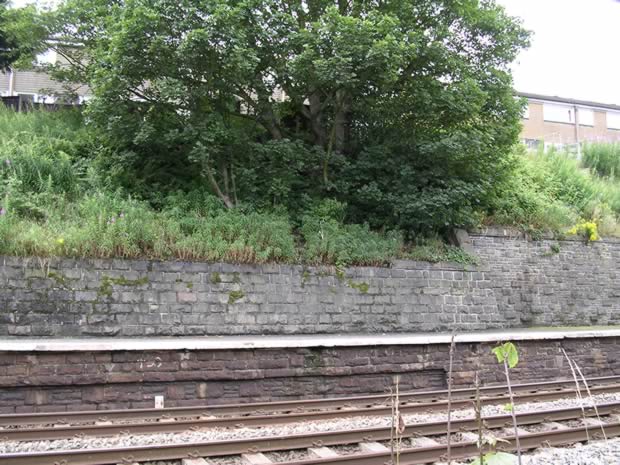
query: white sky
[
  {"left": 498, "top": 0, "right": 620, "bottom": 105},
  {"left": 11, "top": 0, "right": 620, "bottom": 105}
]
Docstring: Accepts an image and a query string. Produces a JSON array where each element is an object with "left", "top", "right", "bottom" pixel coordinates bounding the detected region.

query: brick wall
[
  {"left": 0, "top": 336, "right": 616, "bottom": 412},
  {"left": 0, "top": 229, "right": 619, "bottom": 336}
]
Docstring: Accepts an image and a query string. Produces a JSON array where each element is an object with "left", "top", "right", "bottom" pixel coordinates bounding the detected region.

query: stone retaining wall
[
  {"left": 0, "top": 229, "right": 619, "bottom": 336},
  {"left": 0, "top": 336, "right": 616, "bottom": 412}
]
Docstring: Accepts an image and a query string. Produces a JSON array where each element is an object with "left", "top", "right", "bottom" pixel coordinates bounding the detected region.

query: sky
[
  {"left": 11, "top": 0, "right": 620, "bottom": 105},
  {"left": 498, "top": 0, "right": 620, "bottom": 104}
]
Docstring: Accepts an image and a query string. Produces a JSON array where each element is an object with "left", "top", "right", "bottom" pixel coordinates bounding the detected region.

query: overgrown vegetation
[
  {"left": 486, "top": 145, "right": 620, "bottom": 237},
  {"left": 1, "top": 107, "right": 619, "bottom": 265},
  {"left": 1, "top": 0, "right": 619, "bottom": 265},
  {"left": 14, "top": 0, "right": 530, "bottom": 231},
  {"left": 583, "top": 142, "right": 620, "bottom": 179}
]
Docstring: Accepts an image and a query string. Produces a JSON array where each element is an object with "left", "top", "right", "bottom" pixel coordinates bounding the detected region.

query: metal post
[{"left": 574, "top": 105, "right": 581, "bottom": 159}]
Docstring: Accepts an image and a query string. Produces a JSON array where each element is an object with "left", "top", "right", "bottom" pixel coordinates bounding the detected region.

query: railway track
[
  {"left": 2, "top": 374, "right": 619, "bottom": 430},
  {"left": 1, "top": 376, "right": 620, "bottom": 443},
  {"left": 0, "top": 400, "right": 617, "bottom": 465},
  {"left": 1, "top": 375, "right": 619, "bottom": 465}
]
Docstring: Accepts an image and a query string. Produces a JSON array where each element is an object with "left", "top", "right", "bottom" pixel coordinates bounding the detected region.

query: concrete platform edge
[{"left": 1, "top": 327, "right": 620, "bottom": 352}]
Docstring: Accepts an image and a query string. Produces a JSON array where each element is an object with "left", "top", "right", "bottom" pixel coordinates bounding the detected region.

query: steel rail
[
  {"left": 0, "top": 402, "right": 616, "bottom": 465},
  {"left": 2, "top": 382, "right": 620, "bottom": 439},
  {"left": 1, "top": 374, "right": 618, "bottom": 427},
  {"left": 275, "top": 422, "right": 620, "bottom": 465}
]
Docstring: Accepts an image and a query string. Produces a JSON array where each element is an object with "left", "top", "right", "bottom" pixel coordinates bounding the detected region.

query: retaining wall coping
[{"left": 2, "top": 327, "right": 620, "bottom": 352}]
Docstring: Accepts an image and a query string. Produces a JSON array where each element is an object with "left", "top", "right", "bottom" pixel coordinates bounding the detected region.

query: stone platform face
[{"left": 1, "top": 331, "right": 618, "bottom": 413}]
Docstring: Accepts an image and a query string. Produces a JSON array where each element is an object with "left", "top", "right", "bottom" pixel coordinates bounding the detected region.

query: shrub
[
  {"left": 583, "top": 142, "right": 620, "bottom": 178},
  {"left": 486, "top": 145, "right": 620, "bottom": 237},
  {"left": 300, "top": 199, "right": 403, "bottom": 266},
  {"left": 568, "top": 220, "right": 599, "bottom": 243},
  {"left": 0, "top": 107, "right": 92, "bottom": 190}
]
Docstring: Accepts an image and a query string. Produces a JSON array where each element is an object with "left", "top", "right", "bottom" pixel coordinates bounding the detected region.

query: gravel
[
  {"left": 2, "top": 392, "right": 620, "bottom": 455},
  {"left": 445, "top": 438, "right": 620, "bottom": 464}
]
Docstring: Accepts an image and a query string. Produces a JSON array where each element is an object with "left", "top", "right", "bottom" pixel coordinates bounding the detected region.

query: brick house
[
  {"left": 0, "top": 49, "right": 89, "bottom": 109},
  {"left": 518, "top": 91, "right": 620, "bottom": 151}
]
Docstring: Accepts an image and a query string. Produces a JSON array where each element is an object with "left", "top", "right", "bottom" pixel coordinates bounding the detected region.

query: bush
[
  {"left": 300, "top": 200, "right": 403, "bottom": 266},
  {"left": 486, "top": 145, "right": 620, "bottom": 237},
  {"left": 486, "top": 148, "right": 576, "bottom": 233},
  {"left": 583, "top": 142, "right": 620, "bottom": 178}
]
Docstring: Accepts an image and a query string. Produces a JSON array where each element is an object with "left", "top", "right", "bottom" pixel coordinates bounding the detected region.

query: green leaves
[
  {"left": 31, "top": 0, "right": 529, "bottom": 232},
  {"left": 492, "top": 342, "right": 519, "bottom": 369}
]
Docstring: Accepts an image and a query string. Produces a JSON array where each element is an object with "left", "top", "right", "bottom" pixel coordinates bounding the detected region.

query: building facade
[
  {"left": 0, "top": 49, "right": 89, "bottom": 107},
  {"left": 519, "top": 92, "right": 620, "bottom": 150}
]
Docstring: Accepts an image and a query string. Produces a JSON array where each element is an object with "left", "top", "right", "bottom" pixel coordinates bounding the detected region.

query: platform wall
[
  {"left": 0, "top": 336, "right": 616, "bottom": 412},
  {"left": 0, "top": 229, "right": 619, "bottom": 336}
]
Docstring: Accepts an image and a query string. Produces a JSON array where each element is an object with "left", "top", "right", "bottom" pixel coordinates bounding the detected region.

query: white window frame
[
  {"left": 607, "top": 111, "right": 620, "bottom": 130},
  {"left": 577, "top": 108, "right": 594, "bottom": 127},
  {"left": 543, "top": 103, "right": 574, "bottom": 124}
]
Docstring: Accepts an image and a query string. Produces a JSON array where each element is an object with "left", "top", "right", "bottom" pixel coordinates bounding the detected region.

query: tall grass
[
  {"left": 0, "top": 193, "right": 300, "bottom": 263},
  {"left": 583, "top": 142, "right": 620, "bottom": 179},
  {"left": 487, "top": 145, "right": 620, "bottom": 236},
  {"left": 0, "top": 106, "right": 89, "bottom": 196}
]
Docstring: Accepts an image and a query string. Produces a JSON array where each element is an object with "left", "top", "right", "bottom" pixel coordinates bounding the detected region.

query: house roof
[{"left": 516, "top": 91, "right": 620, "bottom": 112}]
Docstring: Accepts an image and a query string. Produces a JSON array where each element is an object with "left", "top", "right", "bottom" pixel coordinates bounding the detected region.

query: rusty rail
[
  {"left": 0, "top": 402, "right": 616, "bottom": 465},
  {"left": 1, "top": 374, "right": 618, "bottom": 427},
  {"left": 2, "top": 382, "right": 620, "bottom": 441}
]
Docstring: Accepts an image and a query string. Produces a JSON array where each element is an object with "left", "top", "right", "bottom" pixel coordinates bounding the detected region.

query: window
[
  {"left": 522, "top": 104, "right": 530, "bottom": 119},
  {"left": 578, "top": 108, "right": 594, "bottom": 126},
  {"left": 543, "top": 103, "right": 573, "bottom": 123},
  {"left": 608, "top": 111, "right": 620, "bottom": 130}
]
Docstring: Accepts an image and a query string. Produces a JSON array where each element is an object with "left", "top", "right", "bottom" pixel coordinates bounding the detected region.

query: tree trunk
[
  {"left": 204, "top": 164, "right": 235, "bottom": 209},
  {"left": 308, "top": 92, "right": 326, "bottom": 147},
  {"left": 334, "top": 90, "right": 349, "bottom": 153}
]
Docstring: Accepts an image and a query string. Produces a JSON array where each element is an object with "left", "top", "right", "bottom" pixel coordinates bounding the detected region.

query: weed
[
  {"left": 446, "top": 331, "right": 456, "bottom": 465},
  {"left": 542, "top": 243, "right": 561, "bottom": 257},
  {"left": 406, "top": 237, "right": 478, "bottom": 265},
  {"left": 301, "top": 269, "right": 311, "bottom": 288},
  {"left": 47, "top": 271, "right": 74, "bottom": 289},
  {"left": 228, "top": 290, "right": 245, "bottom": 304},
  {"left": 389, "top": 376, "right": 404, "bottom": 465},
  {"left": 98, "top": 275, "right": 148, "bottom": 298},
  {"left": 491, "top": 342, "right": 522, "bottom": 465},
  {"left": 210, "top": 272, "right": 221, "bottom": 284},
  {"left": 583, "top": 142, "right": 620, "bottom": 178},
  {"left": 347, "top": 280, "right": 369, "bottom": 294}
]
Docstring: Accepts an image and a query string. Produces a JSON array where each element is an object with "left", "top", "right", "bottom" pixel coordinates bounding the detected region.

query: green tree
[
  {"left": 0, "top": 0, "right": 20, "bottom": 69},
  {"left": 0, "top": 1, "right": 47, "bottom": 71},
  {"left": 41, "top": 0, "right": 529, "bottom": 231}
]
